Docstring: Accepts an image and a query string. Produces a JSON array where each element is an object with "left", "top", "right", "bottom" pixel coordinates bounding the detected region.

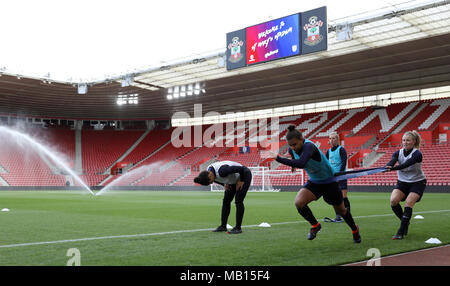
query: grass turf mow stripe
[{"left": 1, "top": 209, "right": 449, "bottom": 249}]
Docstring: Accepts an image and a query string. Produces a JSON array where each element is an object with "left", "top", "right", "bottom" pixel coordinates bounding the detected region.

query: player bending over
[
  {"left": 194, "top": 160, "right": 252, "bottom": 234},
  {"left": 272, "top": 125, "right": 361, "bottom": 243}
]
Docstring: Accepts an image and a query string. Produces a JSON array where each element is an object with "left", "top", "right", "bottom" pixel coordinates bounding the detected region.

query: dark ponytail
[
  {"left": 194, "top": 171, "right": 211, "bottom": 186},
  {"left": 286, "top": 125, "right": 302, "bottom": 141}
]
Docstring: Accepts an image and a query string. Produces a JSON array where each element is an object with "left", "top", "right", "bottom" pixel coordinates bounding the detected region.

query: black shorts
[
  {"left": 338, "top": 180, "right": 348, "bottom": 191},
  {"left": 303, "top": 180, "right": 343, "bottom": 206},
  {"left": 396, "top": 179, "right": 427, "bottom": 202}
]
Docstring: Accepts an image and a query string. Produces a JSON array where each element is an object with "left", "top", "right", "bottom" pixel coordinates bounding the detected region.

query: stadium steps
[
  {"left": 418, "top": 98, "right": 450, "bottom": 130},
  {"left": 80, "top": 130, "right": 146, "bottom": 186},
  {"left": 345, "top": 102, "right": 422, "bottom": 167},
  {"left": 37, "top": 149, "right": 60, "bottom": 174},
  {"left": 99, "top": 174, "right": 114, "bottom": 186},
  {"left": 168, "top": 168, "right": 191, "bottom": 186},
  {"left": 363, "top": 151, "right": 386, "bottom": 167},
  {"left": 307, "top": 111, "right": 343, "bottom": 139},
  {"left": 129, "top": 139, "right": 172, "bottom": 170},
  {"left": 373, "top": 101, "right": 428, "bottom": 149},
  {"left": 391, "top": 102, "right": 429, "bottom": 134},
  {"left": 0, "top": 174, "right": 9, "bottom": 186},
  {"left": 175, "top": 146, "right": 202, "bottom": 162},
  {"left": 351, "top": 102, "right": 417, "bottom": 136},
  {"left": 315, "top": 108, "right": 366, "bottom": 138},
  {"left": 130, "top": 168, "right": 154, "bottom": 186},
  {"left": 420, "top": 103, "right": 450, "bottom": 133},
  {"left": 0, "top": 164, "right": 8, "bottom": 174},
  {"left": 295, "top": 112, "right": 334, "bottom": 138},
  {"left": 160, "top": 160, "right": 178, "bottom": 172},
  {"left": 345, "top": 136, "right": 377, "bottom": 168},
  {"left": 358, "top": 102, "right": 422, "bottom": 150},
  {"left": 333, "top": 108, "right": 370, "bottom": 135},
  {"left": 118, "top": 128, "right": 173, "bottom": 166},
  {"left": 104, "top": 129, "right": 152, "bottom": 175},
  {"left": 398, "top": 98, "right": 450, "bottom": 133}
]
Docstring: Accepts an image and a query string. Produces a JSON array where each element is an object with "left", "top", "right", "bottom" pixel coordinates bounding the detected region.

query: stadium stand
[
  {"left": 0, "top": 127, "right": 73, "bottom": 186},
  {"left": 81, "top": 130, "right": 145, "bottom": 186},
  {"left": 121, "top": 128, "right": 173, "bottom": 165},
  {"left": 0, "top": 97, "right": 448, "bottom": 187}
]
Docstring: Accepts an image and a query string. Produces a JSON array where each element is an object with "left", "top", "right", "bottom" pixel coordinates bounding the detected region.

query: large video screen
[{"left": 246, "top": 14, "right": 300, "bottom": 65}]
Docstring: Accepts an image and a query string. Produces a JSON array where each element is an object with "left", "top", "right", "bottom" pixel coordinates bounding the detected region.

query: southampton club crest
[
  {"left": 303, "top": 16, "right": 324, "bottom": 46},
  {"left": 228, "top": 36, "right": 244, "bottom": 63}
]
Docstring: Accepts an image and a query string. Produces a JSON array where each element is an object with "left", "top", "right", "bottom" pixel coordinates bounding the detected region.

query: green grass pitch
[{"left": 0, "top": 190, "right": 448, "bottom": 266}]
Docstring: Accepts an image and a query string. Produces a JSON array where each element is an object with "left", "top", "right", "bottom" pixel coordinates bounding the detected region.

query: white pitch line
[{"left": 0, "top": 209, "right": 449, "bottom": 249}]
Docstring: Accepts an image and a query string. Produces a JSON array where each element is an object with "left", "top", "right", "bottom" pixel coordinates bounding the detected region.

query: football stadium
[{"left": 0, "top": 0, "right": 449, "bottom": 272}]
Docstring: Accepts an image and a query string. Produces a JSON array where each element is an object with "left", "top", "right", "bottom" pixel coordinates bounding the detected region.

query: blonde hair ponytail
[
  {"left": 403, "top": 130, "right": 421, "bottom": 149},
  {"left": 329, "top": 132, "right": 339, "bottom": 141}
]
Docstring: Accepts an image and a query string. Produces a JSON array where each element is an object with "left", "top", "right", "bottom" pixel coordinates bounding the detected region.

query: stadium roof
[{"left": 0, "top": 0, "right": 449, "bottom": 120}]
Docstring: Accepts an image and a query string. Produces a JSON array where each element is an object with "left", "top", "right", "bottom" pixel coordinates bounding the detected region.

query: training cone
[
  {"left": 425, "top": 238, "right": 442, "bottom": 244},
  {"left": 258, "top": 222, "right": 271, "bottom": 228}
]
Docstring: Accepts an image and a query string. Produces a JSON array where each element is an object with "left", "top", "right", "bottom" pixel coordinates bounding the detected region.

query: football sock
[
  {"left": 391, "top": 204, "right": 404, "bottom": 220},
  {"left": 343, "top": 197, "right": 351, "bottom": 212},
  {"left": 235, "top": 202, "right": 244, "bottom": 229},
  {"left": 221, "top": 201, "right": 231, "bottom": 227},
  {"left": 297, "top": 205, "right": 318, "bottom": 226},
  {"left": 342, "top": 210, "right": 358, "bottom": 231},
  {"left": 398, "top": 207, "right": 412, "bottom": 235}
]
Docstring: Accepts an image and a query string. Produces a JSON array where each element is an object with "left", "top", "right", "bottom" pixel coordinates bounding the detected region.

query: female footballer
[
  {"left": 385, "top": 130, "right": 427, "bottom": 240},
  {"left": 194, "top": 160, "right": 252, "bottom": 234},
  {"left": 273, "top": 125, "right": 361, "bottom": 243}
]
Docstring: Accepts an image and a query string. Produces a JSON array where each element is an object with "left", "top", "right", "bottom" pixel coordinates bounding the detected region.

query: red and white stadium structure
[{"left": 0, "top": 1, "right": 449, "bottom": 192}]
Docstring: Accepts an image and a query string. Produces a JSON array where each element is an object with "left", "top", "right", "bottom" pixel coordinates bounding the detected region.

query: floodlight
[
  {"left": 336, "top": 23, "right": 353, "bottom": 41},
  {"left": 121, "top": 75, "right": 134, "bottom": 87},
  {"left": 78, "top": 83, "right": 88, "bottom": 94},
  {"left": 187, "top": 84, "right": 193, "bottom": 96}
]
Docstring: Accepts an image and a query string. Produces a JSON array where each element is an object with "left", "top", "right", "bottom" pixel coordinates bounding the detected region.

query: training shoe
[
  {"left": 392, "top": 233, "right": 403, "bottom": 240},
  {"left": 352, "top": 226, "right": 361, "bottom": 243},
  {"left": 323, "top": 217, "right": 333, "bottom": 222},
  {"left": 307, "top": 223, "right": 321, "bottom": 240},
  {"left": 393, "top": 220, "right": 410, "bottom": 239},
  {"left": 392, "top": 226, "right": 406, "bottom": 240},
  {"left": 392, "top": 234, "right": 403, "bottom": 240},
  {"left": 332, "top": 216, "right": 344, "bottom": 223},
  {"left": 212, "top": 225, "right": 227, "bottom": 232},
  {"left": 227, "top": 227, "right": 242, "bottom": 234}
]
